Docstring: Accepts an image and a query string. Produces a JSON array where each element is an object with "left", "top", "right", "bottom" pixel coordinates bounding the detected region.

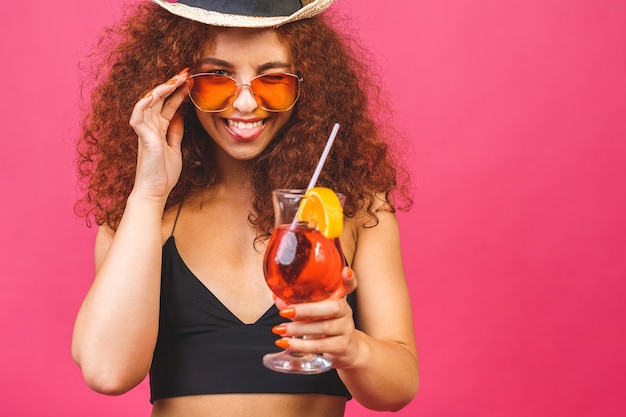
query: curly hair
[{"left": 75, "top": 2, "right": 412, "bottom": 238}]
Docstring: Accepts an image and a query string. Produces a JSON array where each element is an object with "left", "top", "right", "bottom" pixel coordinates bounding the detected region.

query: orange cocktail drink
[{"left": 264, "top": 224, "right": 343, "bottom": 304}]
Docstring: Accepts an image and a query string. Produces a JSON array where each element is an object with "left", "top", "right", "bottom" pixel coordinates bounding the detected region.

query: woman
[{"left": 72, "top": 1, "right": 419, "bottom": 416}]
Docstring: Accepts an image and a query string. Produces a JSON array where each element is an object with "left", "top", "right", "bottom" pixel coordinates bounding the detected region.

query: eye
[
  {"left": 258, "top": 73, "right": 290, "bottom": 84},
  {"left": 207, "top": 69, "right": 231, "bottom": 77}
]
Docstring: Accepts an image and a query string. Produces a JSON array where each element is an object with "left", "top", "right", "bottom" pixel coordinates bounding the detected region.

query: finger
[
  {"left": 341, "top": 266, "right": 357, "bottom": 295},
  {"left": 325, "top": 266, "right": 357, "bottom": 299},
  {"left": 282, "top": 317, "right": 345, "bottom": 338},
  {"left": 132, "top": 85, "right": 175, "bottom": 125},
  {"left": 131, "top": 69, "right": 190, "bottom": 137},
  {"left": 274, "top": 333, "right": 348, "bottom": 357},
  {"left": 279, "top": 298, "right": 350, "bottom": 322},
  {"left": 139, "top": 68, "right": 190, "bottom": 112},
  {"left": 166, "top": 111, "right": 185, "bottom": 149},
  {"left": 274, "top": 296, "right": 290, "bottom": 311},
  {"left": 161, "top": 79, "right": 191, "bottom": 122}
]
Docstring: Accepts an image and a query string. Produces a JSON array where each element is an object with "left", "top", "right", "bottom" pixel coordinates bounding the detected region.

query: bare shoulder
[
  {"left": 350, "top": 192, "right": 400, "bottom": 235},
  {"left": 93, "top": 203, "right": 182, "bottom": 271},
  {"left": 349, "top": 193, "right": 412, "bottom": 339},
  {"left": 342, "top": 192, "right": 401, "bottom": 261}
]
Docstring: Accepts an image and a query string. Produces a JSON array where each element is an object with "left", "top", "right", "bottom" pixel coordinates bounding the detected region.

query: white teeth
[{"left": 228, "top": 120, "right": 263, "bottom": 130}]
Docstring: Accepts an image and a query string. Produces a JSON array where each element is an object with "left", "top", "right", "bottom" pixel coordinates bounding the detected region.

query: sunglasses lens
[
  {"left": 190, "top": 74, "right": 236, "bottom": 111},
  {"left": 189, "top": 73, "right": 300, "bottom": 112},
  {"left": 252, "top": 74, "right": 299, "bottom": 111}
]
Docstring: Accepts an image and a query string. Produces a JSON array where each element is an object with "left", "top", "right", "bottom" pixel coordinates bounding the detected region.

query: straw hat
[{"left": 151, "top": 0, "right": 334, "bottom": 28}]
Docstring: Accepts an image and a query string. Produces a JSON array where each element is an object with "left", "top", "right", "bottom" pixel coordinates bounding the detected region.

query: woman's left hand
[{"left": 272, "top": 266, "right": 363, "bottom": 369}]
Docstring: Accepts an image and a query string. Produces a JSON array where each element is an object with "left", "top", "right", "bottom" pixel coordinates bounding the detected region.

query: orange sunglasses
[{"left": 189, "top": 72, "right": 303, "bottom": 112}]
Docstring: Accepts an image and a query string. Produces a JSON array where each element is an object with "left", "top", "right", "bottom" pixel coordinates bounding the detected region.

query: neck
[{"left": 212, "top": 146, "right": 256, "bottom": 195}]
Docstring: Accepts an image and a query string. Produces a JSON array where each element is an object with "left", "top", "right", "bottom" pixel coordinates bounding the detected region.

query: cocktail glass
[{"left": 263, "top": 189, "right": 345, "bottom": 374}]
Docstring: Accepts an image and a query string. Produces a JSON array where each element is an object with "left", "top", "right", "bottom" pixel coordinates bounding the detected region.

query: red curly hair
[{"left": 76, "top": 2, "right": 412, "bottom": 238}]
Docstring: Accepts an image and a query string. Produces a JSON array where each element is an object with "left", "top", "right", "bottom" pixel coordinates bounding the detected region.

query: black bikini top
[{"left": 149, "top": 236, "right": 356, "bottom": 403}]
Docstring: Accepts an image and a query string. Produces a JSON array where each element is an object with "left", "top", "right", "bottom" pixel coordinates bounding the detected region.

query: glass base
[{"left": 263, "top": 351, "right": 333, "bottom": 374}]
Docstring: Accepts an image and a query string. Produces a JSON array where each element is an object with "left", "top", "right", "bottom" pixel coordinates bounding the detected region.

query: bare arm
[
  {"left": 71, "top": 70, "right": 190, "bottom": 394},
  {"left": 336, "top": 210, "right": 419, "bottom": 410},
  {"left": 71, "top": 199, "right": 166, "bottom": 394}
]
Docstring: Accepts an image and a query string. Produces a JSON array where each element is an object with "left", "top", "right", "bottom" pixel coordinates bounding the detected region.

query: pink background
[{"left": 1, "top": 1, "right": 625, "bottom": 416}]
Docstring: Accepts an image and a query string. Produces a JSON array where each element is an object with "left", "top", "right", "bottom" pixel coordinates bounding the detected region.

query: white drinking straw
[
  {"left": 306, "top": 122, "right": 341, "bottom": 192},
  {"left": 288, "top": 123, "right": 340, "bottom": 231}
]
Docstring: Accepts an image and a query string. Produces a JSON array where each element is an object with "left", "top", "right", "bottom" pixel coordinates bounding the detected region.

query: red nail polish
[
  {"left": 272, "top": 325, "right": 287, "bottom": 335},
  {"left": 279, "top": 308, "right": 296, "bottom": 319},
  {"left": 275, "top": 339, "right": 290, "bottom": 349},
  {"left": 346, "top": 268, "right": 354, "bottom": 279},
  {"left": 177, "top": 67, "right": 190, "bottom": 76}
]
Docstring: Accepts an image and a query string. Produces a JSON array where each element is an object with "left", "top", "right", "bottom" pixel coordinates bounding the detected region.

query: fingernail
[
  {"left": 346, "top": 268, "right": 354, "bottom": 279},
  {"left": 142, "top": 90, "right": 153, "bottom": 99},
  {"left": 165, "top": 78, "right": 177, "bottom": 86},
  {"left": 177, "top": 67, "right": 190, "bottom": 76},
  {"left": 275, "top": 339, "right": 290, "bottom": 349},
  {"left": 272, "top": 325, "right": 287, "bottom": 335},
  {"left": 279, "top": 308, "right": 296, "bottom": 319}
]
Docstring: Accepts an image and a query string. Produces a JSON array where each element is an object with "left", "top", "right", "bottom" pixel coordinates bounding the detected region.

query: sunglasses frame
[{"left": 188, "top": 72, "right": 303, "bottom": 113}]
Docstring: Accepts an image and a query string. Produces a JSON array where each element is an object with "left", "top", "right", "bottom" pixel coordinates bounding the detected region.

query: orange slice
[{"left": 296, "top": 187, "right": 343, "bottom": 238}]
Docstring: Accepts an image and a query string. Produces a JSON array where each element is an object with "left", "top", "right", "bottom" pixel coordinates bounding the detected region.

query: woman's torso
[{"left": 151, "top": 190, "right": 356, "bottom": 417}]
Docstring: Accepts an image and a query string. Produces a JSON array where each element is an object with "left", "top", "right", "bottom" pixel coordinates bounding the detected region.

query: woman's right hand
[{"left": 129, "top": 68, "right": 191, "bottom": 202}]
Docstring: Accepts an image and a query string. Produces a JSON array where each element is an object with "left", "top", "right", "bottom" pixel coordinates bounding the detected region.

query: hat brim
[{"left": 151, "top": 0, "right": 333, "bottom": 28}]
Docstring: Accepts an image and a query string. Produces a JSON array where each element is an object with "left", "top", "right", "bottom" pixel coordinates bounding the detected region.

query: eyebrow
[
  {"left": 199, "top": 57, "right": 292, "bottom": 72},
  {"left": 258, "top": 61, "right": 293, "bottom": 72}
]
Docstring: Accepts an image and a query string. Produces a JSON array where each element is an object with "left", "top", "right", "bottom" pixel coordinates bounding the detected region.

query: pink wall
[{"left": 1, "top": 1, "right": 625, "bottom": 416}]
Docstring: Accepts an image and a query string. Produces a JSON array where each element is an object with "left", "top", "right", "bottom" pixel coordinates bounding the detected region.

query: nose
[{"left": 231, "top": 83, "right": 259, "bottom": 113}]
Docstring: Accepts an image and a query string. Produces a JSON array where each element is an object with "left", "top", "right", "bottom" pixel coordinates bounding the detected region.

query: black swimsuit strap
[{"left": 170, "top": 200, "right": 184, "bottom": 237}]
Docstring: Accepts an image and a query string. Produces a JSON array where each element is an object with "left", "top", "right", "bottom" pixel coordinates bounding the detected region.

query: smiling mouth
[
  {"left": 225, "top": 118, "right": 266, "bottom": 141},
  {"left": 228, "top": 119, "right": 264, "bottom": 130}
]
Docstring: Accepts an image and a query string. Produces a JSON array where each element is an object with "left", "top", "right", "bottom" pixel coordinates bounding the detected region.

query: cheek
[
  {"left": 273, "top": 110, "right": 294, "bottom": 131},
  {"left": 194, "top": 110, "right": 222, "bottom": 134}
]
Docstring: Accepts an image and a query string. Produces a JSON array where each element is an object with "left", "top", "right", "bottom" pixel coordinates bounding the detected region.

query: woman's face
[{"left": 194, "top": 28, "right": 295, "bottom": 161}]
